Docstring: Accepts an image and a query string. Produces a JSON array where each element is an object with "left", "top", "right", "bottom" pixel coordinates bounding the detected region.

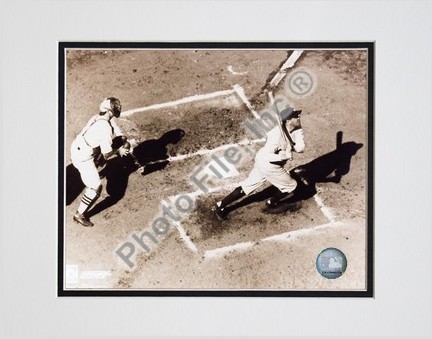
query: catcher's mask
[
  {"left": 100, "top": 97, "right": 122, "bottom": 117},
  {"left": 108, "top": 97, "right": 122, "bottom": 117}
]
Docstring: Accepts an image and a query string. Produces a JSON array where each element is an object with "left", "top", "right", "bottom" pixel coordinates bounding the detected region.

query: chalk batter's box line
[
  {"left": 203, "top": 221, "right": 343, "bottom": 260},
  {"left": 120, "top": 88, "right": 237, "bottom": 117}
]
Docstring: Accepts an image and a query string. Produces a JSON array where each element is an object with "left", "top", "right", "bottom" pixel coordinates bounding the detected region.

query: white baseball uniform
[
  {"left": 241, "top": 125, "right": 305, "bottom": 195},
  {"left": 71, "top": 115, "right": 123, "bottom": 190}
]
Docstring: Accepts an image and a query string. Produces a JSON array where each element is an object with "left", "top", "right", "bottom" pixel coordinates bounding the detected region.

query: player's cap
[{"left": 280, "top": 105, "right": 302, "bottom": 121}]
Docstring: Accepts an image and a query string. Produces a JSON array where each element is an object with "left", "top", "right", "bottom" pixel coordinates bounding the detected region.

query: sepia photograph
[{"left": 59, "top": 42, "right": 373, "bottom": 296}]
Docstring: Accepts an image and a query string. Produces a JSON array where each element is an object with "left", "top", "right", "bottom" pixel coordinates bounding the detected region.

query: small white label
[{"left": 65, "top": 265, "right": 79, "bottom": 284}]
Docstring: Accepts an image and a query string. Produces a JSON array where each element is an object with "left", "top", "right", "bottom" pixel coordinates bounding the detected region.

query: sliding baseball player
[{"left": 213, "top": 104, "right": 305, "bottom": 220}]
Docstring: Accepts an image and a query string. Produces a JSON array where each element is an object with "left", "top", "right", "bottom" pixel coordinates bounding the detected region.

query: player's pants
[
  {"left": 72, "top": 157, "right": 101, "bottom": 190},
  {"left": 241, "top": 161, "right": 297, "bottom": 196}
]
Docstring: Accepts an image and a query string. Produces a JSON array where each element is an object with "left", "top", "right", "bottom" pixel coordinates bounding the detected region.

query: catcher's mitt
[{"left": 111, "top": 136, "right": 128, "bottom": 150}]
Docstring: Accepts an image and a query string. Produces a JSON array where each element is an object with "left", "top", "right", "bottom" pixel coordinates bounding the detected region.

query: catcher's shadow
[
  {"left": 86, "top": 128, "right": 186, "bottom": 218},
  {"left": 85, "top": 155, "right": 138, "bottom": 218},
  {"left": 65, "top": 157, "right": 136, "bottom": 207},
  {"left": 66, "top": 164, "right": 86, "bottom": 206},
  {"left": 133, "top": 128, "right": 185, "bottom": 176}
]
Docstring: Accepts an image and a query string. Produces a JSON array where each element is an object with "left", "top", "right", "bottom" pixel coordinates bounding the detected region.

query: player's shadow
[
  {"left": 66, "top": 164, "right": 86, "bottom": 206},
  {"left": 133, "top": 128, "right": 185, "bottom": 176},
  {"left": 85, "top": 129, "right": 185, "bottom": 218},
  {"left": 85, "top": 155, "right": 139, "bottom": 218},
  {"left": 65, "top": 155, "right": 137, "bottom": 208},
  {"left": 224, "top": 136, "right": 363, "bottom": 214},
  {"left": 287, "top": 140, "right": 364, "bottom": 203}
]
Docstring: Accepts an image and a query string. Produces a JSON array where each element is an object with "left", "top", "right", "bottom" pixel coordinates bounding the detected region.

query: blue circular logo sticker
[{"left": 316, "top": 248, "right": 347, "bottom": 279}]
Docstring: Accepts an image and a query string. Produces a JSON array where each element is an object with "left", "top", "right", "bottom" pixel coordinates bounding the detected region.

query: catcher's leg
[
  {"left": 80, "top": 185, "right": 103, "bottom": 213},
  {"left": 73, "top": 158, "right": 102, "bottom": 227},
  {"left": 74, "top": 186, "right": 102, "bottom": 227}
]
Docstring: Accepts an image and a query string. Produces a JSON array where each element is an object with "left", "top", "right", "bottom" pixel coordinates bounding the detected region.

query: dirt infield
[{"left": 63, "top": 49, "right": 368, "bottom": 291}]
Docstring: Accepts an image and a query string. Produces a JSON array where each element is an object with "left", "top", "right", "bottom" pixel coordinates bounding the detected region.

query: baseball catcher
[
  {"left": 213, "top": 104, "right": 305, "bottom": 220},
  {"left": 70, "top": 97, "right": 131, "bottom": 227}
]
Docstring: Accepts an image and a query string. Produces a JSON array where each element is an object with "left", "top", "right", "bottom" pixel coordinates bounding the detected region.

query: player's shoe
[
  {"left": 73, "top": 213, "right": 94, "bottom": 227},
  {"left": 212, "top": 205, "right": 228, "bottom": 221}
]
